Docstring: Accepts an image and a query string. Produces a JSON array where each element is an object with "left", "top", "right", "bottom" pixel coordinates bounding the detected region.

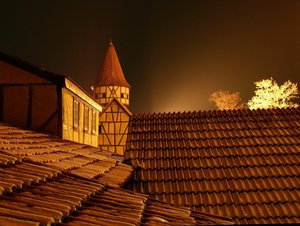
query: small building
[
  {"left": 93, "top": 41, "right": 132, "bottom": 155},
  {"left": 0, "top": 52, "right": 101, "bottom": 147}
]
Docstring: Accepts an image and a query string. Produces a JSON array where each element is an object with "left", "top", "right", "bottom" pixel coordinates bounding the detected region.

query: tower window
[
  {"left": 121, "top": 93, "right": 128, "bottom": 99},
  {"left": 96, "top": 93, "right": 106, "bottom": 99}
]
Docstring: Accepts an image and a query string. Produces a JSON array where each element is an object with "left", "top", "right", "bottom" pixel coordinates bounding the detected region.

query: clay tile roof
[
  {"left": 125, "top": 107, "right": 300, "bottom": 224},
  {"left": 94, "top": 41, "right": 131, "bottom": 88},
  {"left": 0, "top": 123, "right": 230, "bottom": 225}
]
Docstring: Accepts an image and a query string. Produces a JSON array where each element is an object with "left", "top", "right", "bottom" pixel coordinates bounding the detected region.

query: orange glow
[{"left": 248, "top": 77, "right": 299, "bottom": 109}]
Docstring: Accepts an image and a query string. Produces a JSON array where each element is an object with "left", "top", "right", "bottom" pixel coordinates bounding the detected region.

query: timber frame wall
[
  {"left": 99, "top": 99, "right": 130, "bottom": 155},
  {"left": 0, "top": 52, "right": 101, "bottom": 147}
]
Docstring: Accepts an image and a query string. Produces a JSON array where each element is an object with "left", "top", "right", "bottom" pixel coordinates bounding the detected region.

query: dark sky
[{"left": 0, "top": 0, "right": 299, "bottom": 113}]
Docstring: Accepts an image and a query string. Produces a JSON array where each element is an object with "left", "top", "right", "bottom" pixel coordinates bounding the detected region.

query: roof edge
[
  {"left": 0, "top": 51, "right": 101, "bottom": 111},
  {"left": 0, "top": 51, "right": 66, "bottom": 85},
  {"left": 65, "top": 79, "right": 102, "bottom": 111},
  {"left": 99, "top": 97, "right": 132, "bottom": 117}
]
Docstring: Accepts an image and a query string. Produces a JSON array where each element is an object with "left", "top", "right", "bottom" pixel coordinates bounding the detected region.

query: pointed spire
[{"left": 95, "top": 40, "right": 130, "bottom": 88}]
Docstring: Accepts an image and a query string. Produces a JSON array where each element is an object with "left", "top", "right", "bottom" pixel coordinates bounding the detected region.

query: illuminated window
[
  {"left": 84, "top": 106, "right": 89, "bottom": 132},
  {"left": 73, "top": 100, "right": 79, "bottom": 129},
  {"left": 92, "top": 111, "right": 97, "bottom": 134}
]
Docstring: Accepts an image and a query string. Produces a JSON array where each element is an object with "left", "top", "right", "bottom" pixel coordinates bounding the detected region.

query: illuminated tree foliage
[
  {"left": 209, "top": 90, "right": 244, "bottom": 110},
  {"left": 248, "top": 77, "right": 299, "bottom": 110}
]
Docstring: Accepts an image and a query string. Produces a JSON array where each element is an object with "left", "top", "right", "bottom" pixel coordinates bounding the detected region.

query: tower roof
[{"left": 95, "top": 41, "right": 130, "bottom": 88}]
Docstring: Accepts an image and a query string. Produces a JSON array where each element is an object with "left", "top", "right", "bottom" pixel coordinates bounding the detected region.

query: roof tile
[
  {"left": 0, "top": 118, "right": 233, "bottom": 225},
  {"left": 126, "top": 107, "right": 300, "bottom": 223}
]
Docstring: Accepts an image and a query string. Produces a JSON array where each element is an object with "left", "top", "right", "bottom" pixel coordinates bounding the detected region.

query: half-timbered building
[
  {"left": 93, "top": 41, "right": 131, "bottom": 155},
  {"left": 0, "top": 52, "right": 101, "bottom": 147}
]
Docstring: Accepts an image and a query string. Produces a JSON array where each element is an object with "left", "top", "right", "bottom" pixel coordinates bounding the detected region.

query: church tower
[
  {"left": 93, "top": 41, "right": 132, "bottom": 155},
  {"left": 93, "top": 40, "right": 130, "bottom": 107}
]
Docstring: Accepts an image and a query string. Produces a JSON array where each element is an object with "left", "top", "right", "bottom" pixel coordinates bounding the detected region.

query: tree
[
  {"left": 247, "top": 77, "right": 299, "bottom": 110},
  {"left": 209, "top": 90, "right": 244, "bottom": 110}
]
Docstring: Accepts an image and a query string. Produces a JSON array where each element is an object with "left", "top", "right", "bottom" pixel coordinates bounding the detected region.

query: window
[
  {"left": 92, "top": 111, "right": 97, "bottom": 134},
  {"left": 96, "top": 93, "right": 106, "bottom": 99},
  {"left": 98, "top": 124, "right": 102, "bottom": 134},
  {"left": 73, "top": 100, "right": 79, "bottom": 129},
  {"left": 121, "top": 93, "right": 128, "bottom": 99},
  {"left": 84, "top": 106, "right": 89, "bottom": 132}
]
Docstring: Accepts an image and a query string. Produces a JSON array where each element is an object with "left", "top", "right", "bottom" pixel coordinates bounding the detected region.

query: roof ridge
[
  {"left": 132, "top": 107, "right": 300, "bottom": 118},
  {"left": 0, "top": 51, "right": 66, "bottom": 84}
]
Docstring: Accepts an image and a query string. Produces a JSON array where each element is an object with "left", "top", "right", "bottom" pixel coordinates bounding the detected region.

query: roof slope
[
  {"left": 0, "top": 123, "right": 230, "bottom": 225},
  {"left": 99, "top": 97, "right": 132, "bottom": 117},
  {"left": 0, "top": 51, "right": 100, "bottom": 109},
  {"left": 125, "top": 107, "right": 300, "bottom": 224},
  {"left": 0, "top": 51, "right": 65, "bottom": 84},
  {"left": 94, "top": 41, "right": 131, "bottom": 88}
]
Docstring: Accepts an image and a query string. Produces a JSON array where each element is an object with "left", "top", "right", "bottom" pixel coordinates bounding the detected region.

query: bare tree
[
  {"left": 248, "top": 77, "right": 299, "bottom": 110},
  {"left": 209, "top": 90, "right": 244, "bottom": 110}
]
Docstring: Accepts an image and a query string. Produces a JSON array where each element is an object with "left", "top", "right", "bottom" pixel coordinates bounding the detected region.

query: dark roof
[
  {"left": 0, "top": 123, "right": 230, "bottom": 225},
  {"left": 125, "top": 107, "right": 300, "bottom": 224},
  {"left": 94, "top": 41, "right": 131, "bottom": 88},
  {"left": 0, "top": 51, "right": 66, "bottom": 85},
  {"left": 0, "top": 51, "right": 97, "bottom": 105}
]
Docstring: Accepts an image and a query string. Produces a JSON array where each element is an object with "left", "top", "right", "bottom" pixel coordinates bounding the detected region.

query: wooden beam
[
  {"left": 0, "top": 83, "right": 54, "bottom": 87},
  {"left": 0, "top": 85, "right": 3, "bottom": 121},
  {"left": 38, "top": 109, "right": 58, "bottom": 131},
  {"left": 57, "top": 86, "right": 62, "bottom": 137},
  {"left": 26, "top": 86, "right": 33, "bottom": 129}
]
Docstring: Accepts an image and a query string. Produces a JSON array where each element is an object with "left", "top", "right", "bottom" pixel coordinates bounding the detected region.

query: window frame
[
  {"left": 73, "top": 99, "right": 80, "bottom": 129},
  {"left": 83, "top": 105, "right": 89, "bottom": 132},
  {"left": 92, "top": 110, "right": 97, "bottom": 134}
]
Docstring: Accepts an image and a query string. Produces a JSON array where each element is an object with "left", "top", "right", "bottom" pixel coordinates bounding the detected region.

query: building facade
[{"left": 0, "top": 52, "right": 101, "bottom": 147}]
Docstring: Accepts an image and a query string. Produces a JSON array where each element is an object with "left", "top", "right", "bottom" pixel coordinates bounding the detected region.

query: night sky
[{"left": 0, "top": 0, "right": 299, "bottom": 113}]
